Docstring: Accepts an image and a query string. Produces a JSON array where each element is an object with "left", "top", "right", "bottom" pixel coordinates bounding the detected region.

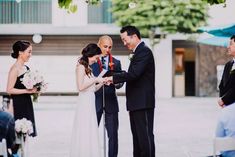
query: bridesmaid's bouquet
[{"left": 21, "top": 70, "right": 48, "bottom": 102}]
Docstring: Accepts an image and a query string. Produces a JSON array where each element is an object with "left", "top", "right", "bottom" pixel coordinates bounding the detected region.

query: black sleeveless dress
[{"left": 11, "top": 66, "right": 37, "bottom": 137}]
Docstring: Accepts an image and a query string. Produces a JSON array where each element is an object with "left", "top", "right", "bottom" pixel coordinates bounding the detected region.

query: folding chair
[
  {"left": 0, "top": 139, "right": 8, "bottom": 157},
  {"left": 213, "top": 137, "right": 235, "bottom": 157}
]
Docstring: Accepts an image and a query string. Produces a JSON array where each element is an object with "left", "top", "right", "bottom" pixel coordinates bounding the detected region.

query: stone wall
[{"left": 198, "top": 44, "right": 230, "bottom": 97}]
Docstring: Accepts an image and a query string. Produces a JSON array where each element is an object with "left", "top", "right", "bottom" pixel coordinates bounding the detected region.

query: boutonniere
[
  {"left": 128, "top": 53, "right": 134, "bottom": 61},
  {"left": 230, "top": 69, "right": 235, "bottom": 74}
]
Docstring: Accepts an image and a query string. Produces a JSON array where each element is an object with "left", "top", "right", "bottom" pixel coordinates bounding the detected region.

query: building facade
[{"left": 0, "top": 0, "right": 234, "bottom": 98}]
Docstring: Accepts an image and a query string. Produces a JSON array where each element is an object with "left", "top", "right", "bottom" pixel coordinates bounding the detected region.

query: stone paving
[{"left": 24, "top": 96, "right": 220, "bottom": 157}]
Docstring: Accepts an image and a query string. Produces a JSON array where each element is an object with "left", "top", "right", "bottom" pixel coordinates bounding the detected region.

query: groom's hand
[
  {"left": 104, "top": 76, "right": 113, "bottom": 86},
  {"left": 218, "top": 98, "right": 225, "bottom": 108}
]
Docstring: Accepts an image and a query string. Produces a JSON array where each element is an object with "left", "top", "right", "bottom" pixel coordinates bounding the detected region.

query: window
[
  {"left": 0, "top": 0, "right": 52, "bottom": 24},
  {"left": 88, "top": 0, "right": 112, "bottom": 24}
]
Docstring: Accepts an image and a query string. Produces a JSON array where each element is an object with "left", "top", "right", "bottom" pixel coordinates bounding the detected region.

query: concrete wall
[
  {"left": 0, "top": 55, "right": 130, "bottom": 94},
  {"left": 52, "top": 0, "right": 88, "bottom": 27},
  {"left": 198, "top": 44, "right": 229, "bottom": 97}
]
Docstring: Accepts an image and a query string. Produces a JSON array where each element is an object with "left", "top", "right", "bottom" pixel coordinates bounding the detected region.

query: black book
[{"left": 103, "top": 70, "right": 126, "bottom": 77}]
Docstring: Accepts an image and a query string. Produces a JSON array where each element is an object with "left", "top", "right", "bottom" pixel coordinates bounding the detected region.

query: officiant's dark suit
[
  {"left": 91, "top": 35, "right": 123, "bottom": 157},
  {"left": 112, "top": 26, "right": 155, "bottom": 157},
  {"left": 219, "top": 35, "right": 235, "bottom": 106}
]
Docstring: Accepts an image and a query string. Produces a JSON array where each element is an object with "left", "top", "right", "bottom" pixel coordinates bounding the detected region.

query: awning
[
  {"left": 198, "top": 23, "right": 235, "bottom": 37},
  {"left": 197, "top": 23, "right": 235, "bottom": 47},
  {"left": 197, "top": 36, "right": 229, "bottom": 47}
]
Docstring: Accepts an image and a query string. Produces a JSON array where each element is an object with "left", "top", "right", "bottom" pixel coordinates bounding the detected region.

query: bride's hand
[
  {"left": 103, "top": 77, "right": 112, "bottom": 85},
  {"left": 95, "top": 77, "right": 105, "bottom": 84}
]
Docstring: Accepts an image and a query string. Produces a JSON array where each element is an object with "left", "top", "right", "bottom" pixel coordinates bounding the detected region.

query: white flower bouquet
[
  {"left": 15, "top": 118, "right": 33, "bottom": 157},
  {"left": 15, "top": 118, "right": 33, "bottom": 136},
  {"left": 21, "top": 70, "right": 48, "bottom": 102}
]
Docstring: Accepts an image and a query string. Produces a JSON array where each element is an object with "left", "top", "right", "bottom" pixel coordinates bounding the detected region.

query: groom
[
  {"left": 91, "top": 35, "right": 123, "bottom": 157},
  {"left": 108, "top": 26, "right": 155, "bottom": 157}
]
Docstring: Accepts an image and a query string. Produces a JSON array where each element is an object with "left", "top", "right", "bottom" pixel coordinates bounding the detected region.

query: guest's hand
[{"left": 218, "top": 98, "right": 225, "bottom": 108}]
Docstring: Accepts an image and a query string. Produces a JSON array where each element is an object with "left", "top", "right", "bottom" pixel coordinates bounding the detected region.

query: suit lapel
[
  {"left": 133, "top": 42, "right": 144, "bottom": 56},
  {"left": 129, "top": 42, "right": 144, "bottom": 67},
  {"left": 91, "top": 62, "right": 100, "bottom": 77},
  {"left": 224, "top": 61, "right": 234, "bottom": 86}
]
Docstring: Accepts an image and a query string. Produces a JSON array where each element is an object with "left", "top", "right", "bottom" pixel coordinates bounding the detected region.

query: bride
[{"left": 70, "top": 43, "right": 106, "bottom": 157}]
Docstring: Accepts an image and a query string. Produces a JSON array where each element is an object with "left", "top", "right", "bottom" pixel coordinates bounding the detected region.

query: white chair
[
  {"left": 0, "top": 139, "right": 8, "bottom": 157},
  {"left": 213, "top": 137, "right": 235, "bottom": 157}
]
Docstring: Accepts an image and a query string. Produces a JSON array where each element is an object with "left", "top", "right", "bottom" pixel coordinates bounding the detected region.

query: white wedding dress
[{"left": 70, "top": 67, "right": 101, "bottom": 157}]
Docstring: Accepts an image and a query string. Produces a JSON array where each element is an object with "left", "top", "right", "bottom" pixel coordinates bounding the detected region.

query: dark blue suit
[
  {"left": 113, "top": 42, "right": 155, "bottom": 157},
  {"left": 91, "top": 56, "right": 123, "bottom": 157}
]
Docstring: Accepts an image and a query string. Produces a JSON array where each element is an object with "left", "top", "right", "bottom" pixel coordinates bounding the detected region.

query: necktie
[{"left": 101, "top": 57, "right": 106, "bottom": 69}]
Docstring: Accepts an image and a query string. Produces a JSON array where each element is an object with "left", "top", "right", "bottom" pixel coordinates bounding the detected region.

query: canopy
[
  {"left": 198, "top": 23, "right": 235, "bottom": 37},
  {"left": 197, "top": 36, "right": 229, "bottom": 47},
  {"left": 197, "top": 23, "right": 235, "bottom": 47}
]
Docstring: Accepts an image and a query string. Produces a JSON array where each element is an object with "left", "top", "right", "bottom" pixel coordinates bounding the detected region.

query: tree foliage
[
  {"left": 111, "top": 0, "right": 209, "bottom": 46},
  {"left": 58, "top": 0, "right": 99, "bottom": 13},
  {"left": 57, "top": 0, "right": 226, "bottom": 13},
  {"left": 202, "top": 0, "right": 226, "bottom": 5}
]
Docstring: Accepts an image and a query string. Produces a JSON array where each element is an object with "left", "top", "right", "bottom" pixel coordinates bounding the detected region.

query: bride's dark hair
[{"left": 79, "top": 43, "right": 102, "bottom": 76}]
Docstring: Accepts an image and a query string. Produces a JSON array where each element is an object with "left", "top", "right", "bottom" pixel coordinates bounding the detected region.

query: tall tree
[
  {"left": 202, "top": 0, "right": 226, "bottom": 5},
  {"left": 111, "top": 0, "right": 209, "bottom": 47},
  {"left": 58, "top": 0, "right": 99, "bottom": 13},
  {"left": 57, "top": 0, "right": 226, "bottom": 13}
]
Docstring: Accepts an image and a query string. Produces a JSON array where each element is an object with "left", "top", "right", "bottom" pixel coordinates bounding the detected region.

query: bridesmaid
[{"left": 6, "top": 40, "right": 37, "bottom": 137}]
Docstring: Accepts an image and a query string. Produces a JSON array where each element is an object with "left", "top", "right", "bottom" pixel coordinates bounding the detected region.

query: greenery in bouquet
[{"left": 21, "top": 70, "right": 48, "bottom": 102}]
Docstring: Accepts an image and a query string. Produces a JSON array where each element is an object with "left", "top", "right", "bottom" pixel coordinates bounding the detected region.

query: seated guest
[
  {"left": 215, "top": 104, "right": 235, "bottom": 157},
  {"left": 2, "top": 94, "right": 13, "bottom": 115},
  {"left": 0, "top": 110, "right": 18, "bottom": 157}
]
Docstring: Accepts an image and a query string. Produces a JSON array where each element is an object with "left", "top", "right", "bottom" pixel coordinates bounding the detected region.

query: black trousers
[
  {"left": 97, "top": 111, "right": 119, "bottom": 157},
  {"left": 129, "top": 109, "right": 155, "bottom": 157}
]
